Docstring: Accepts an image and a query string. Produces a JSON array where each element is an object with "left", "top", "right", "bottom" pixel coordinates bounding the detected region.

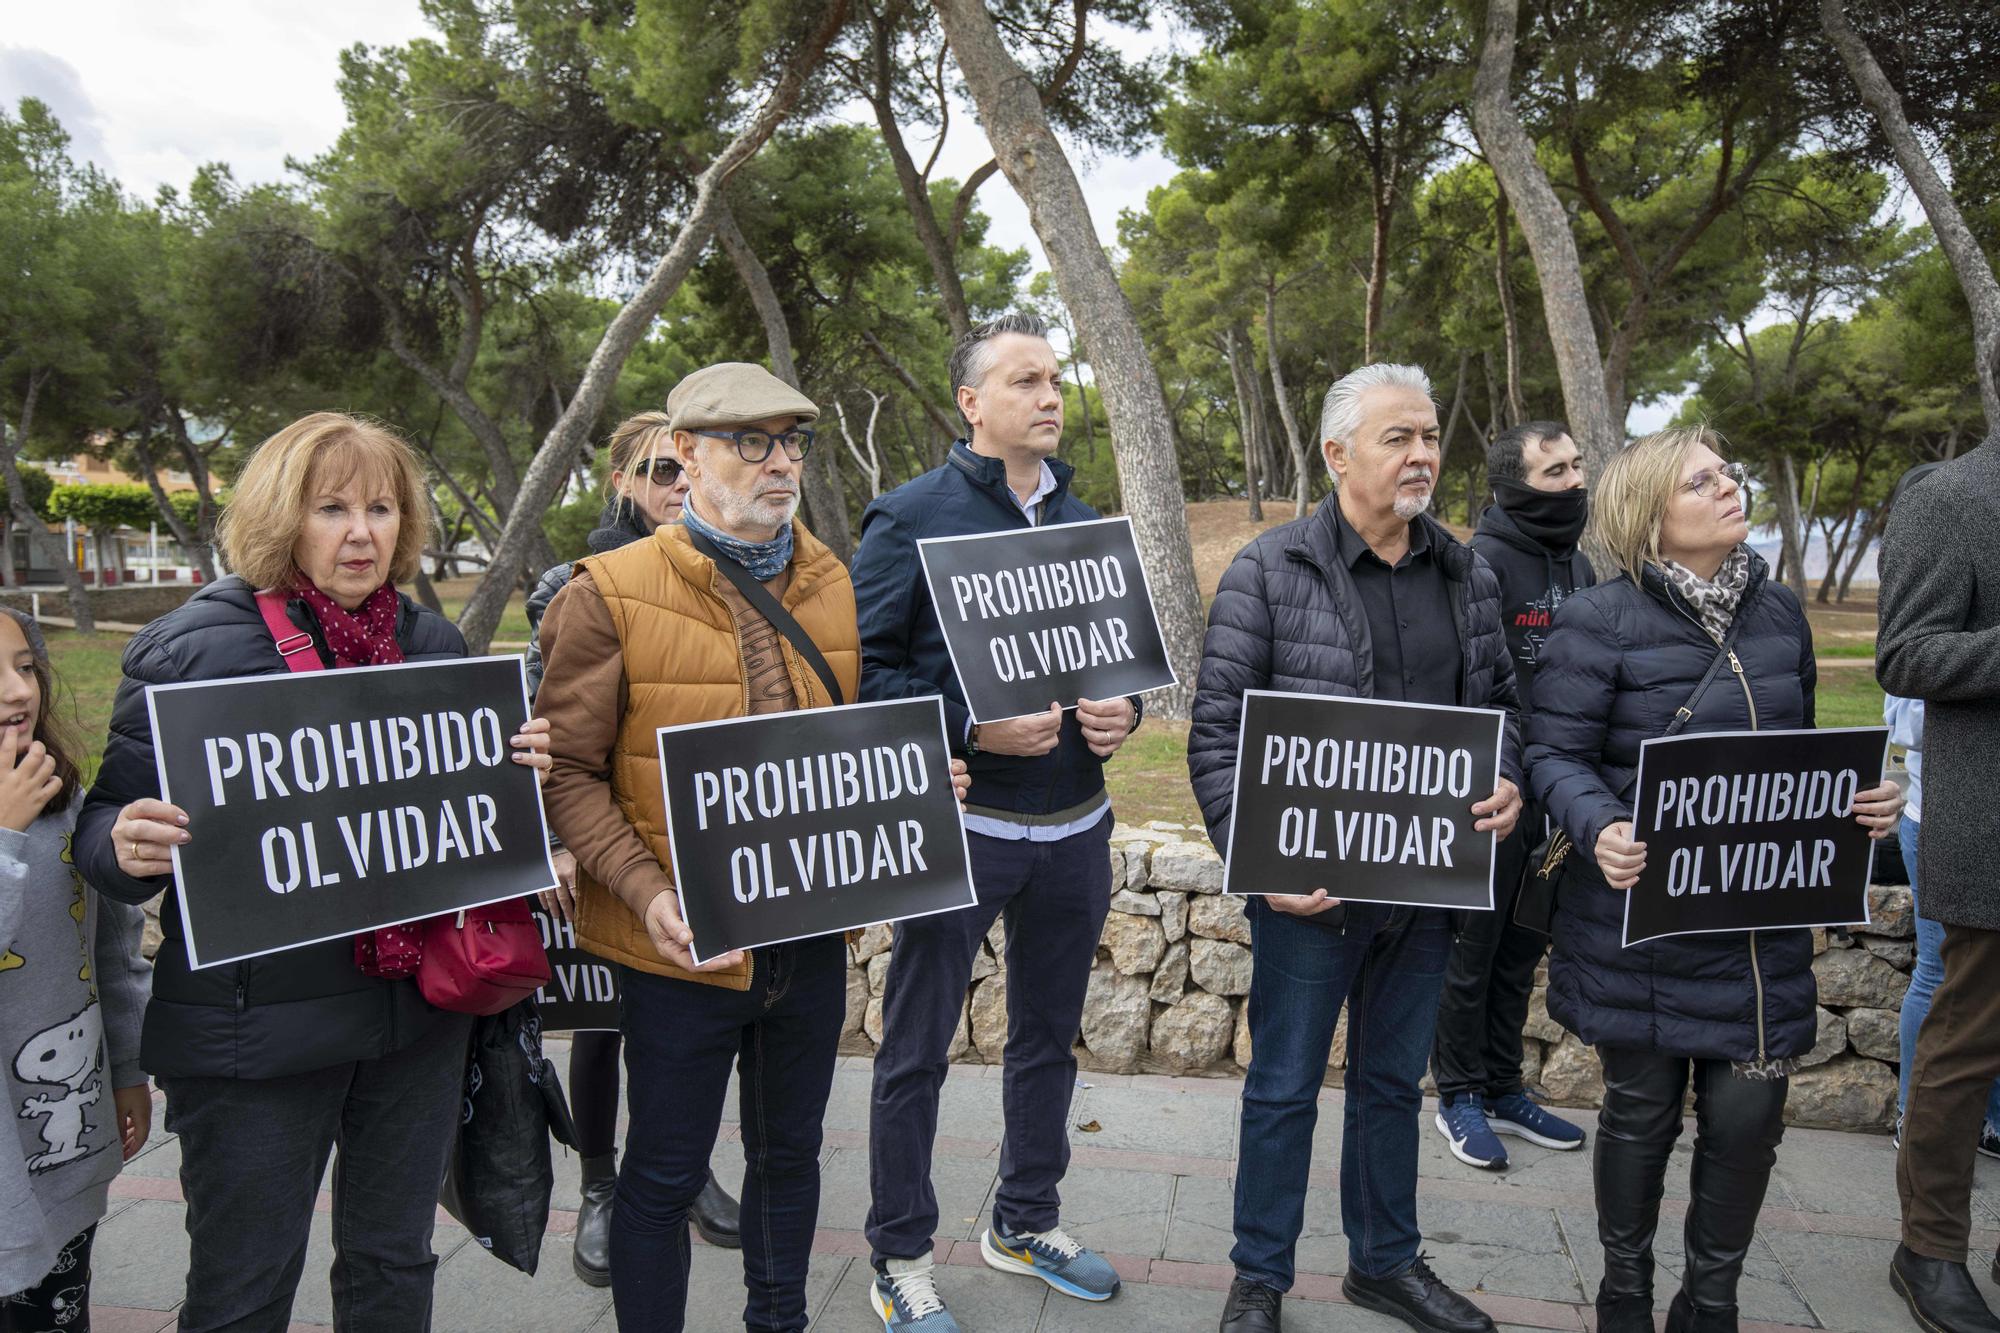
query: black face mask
[{"left": 1493, "top": 477, "right": 1589, "bottom": 549}]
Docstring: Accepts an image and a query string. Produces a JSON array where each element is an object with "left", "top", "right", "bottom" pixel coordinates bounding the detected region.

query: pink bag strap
[{"left": 255, "top": 590, "right": 323, "bottom": 673}]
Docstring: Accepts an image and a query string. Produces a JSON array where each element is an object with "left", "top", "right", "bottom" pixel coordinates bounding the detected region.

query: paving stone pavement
[{"left": 86, "top": 1043, "right": 2000, "bottom": 1332}]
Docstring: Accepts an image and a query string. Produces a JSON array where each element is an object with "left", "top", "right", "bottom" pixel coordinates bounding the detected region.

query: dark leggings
[
  {"left": 1594, "top": 1046, "right": 1788, "bottom": 1313},
  {"left": 2, "top": 1226, "right": 95, "bottom": 1332},
  {"left": 571, "top": 1028, "right": 623, "bottom": 1159}
]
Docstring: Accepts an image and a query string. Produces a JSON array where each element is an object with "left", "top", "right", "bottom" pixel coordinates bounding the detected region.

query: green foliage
[
  {"left": 17, "top": 465, "right": 53, "bottom": 521},
  {"left": 47, "top": 483, "right": 158, "bottom": 531}
]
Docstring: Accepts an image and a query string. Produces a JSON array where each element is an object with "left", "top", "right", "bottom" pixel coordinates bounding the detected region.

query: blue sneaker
[
  {"left": 1434, "top": 1093, "right": 1508, "bottom": 1170},
  {"left": 1487, "top": 1091, "right": 1586, "bottom": 1150},
  {"left": 980, "top": 1225, "right": 1121, "bottom": 1301},
  {"left": 870, "top": 1257, "right": 961, "bottom": 1331}
]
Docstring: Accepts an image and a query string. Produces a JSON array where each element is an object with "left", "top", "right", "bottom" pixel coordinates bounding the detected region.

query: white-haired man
[{"left": 1187, "top": 364, "right": 1524, "bottom": 1333}]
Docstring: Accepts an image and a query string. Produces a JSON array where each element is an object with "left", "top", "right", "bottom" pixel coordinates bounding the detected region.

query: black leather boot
[
  {"left": 1218, "top": 1277, "right": 1282, "bottom": 1332},
  {"left": 1665, "top": 1289, "right": 1737, "bottom": 1331},
  {"left": 1891, "top": 1244, "right": 2000, "bottom": 1332},
  {"left": 1594, "top": 1049, "right": 1685, "bottom": 1320},
  {"left": 1594, "top": 1288, "right": 1655, "bottom": 1333},
  {"left": 572, "top": 1153, "right": 615, "bottom": 1287},
  {"left": 1341, "top": 1256, "right": 1494, "bottom": 1332},
  {"left": 690, "top": 1169, "right": 741, "bottom": 1249}
]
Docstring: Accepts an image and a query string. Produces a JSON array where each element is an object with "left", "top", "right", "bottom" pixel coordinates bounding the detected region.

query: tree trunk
[
  {"left": 1772, "top": 454, "right": 1808, "bottom": 597},
  {"left": 715, "top": 196, "right": 852, "bottom": 561},
  {"left": 1470, "top": 0, "right": 1621, "bottom": 472},
  {"left": 935, "top": 0, "right": 1205, "bottom": 717},
  {"left": 1223, "top": 329, "right": 1264, "bottom": 521},
  {"left": 1838, "top": 500, "right": 1891, "bottom": 602},
  {"left": 2, "top": 374, "right": 94, "bottom": 632},
  {"left": 1493, "top": 189, "right": 1525, "bottom": 428},
  {"left": 1822, "top": 0, "right": 2000, "bottom": 430},
  {"left": 861, "top": 328, "right": 961, "bottom": 448},
  {"left": 867, "top": 23, "right": 974, "bottom": 341},
  {"left": 1264, "top": 286, "right": 1312, "bottom": 519},
  {"left": 1364, "top": 174, "right": 1395, "bottom": 364},
  {"left": 131, "top": 430, "right": 208, "bottom": 581},
  {"left": 166, "top": 414, "right": 221, "bottom": 580},
  {"left": 453, "top": 2, "right": 851, "bottom": 652},
  {"left": 1440, "top": 349, "right": 1471, "bottom": 474}
]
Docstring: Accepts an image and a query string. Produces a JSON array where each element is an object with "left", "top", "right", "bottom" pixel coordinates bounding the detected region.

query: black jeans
[
  {"left": 569, "top": 1030, "right": 622, "bottom": 1159},
  {"left": 611, "top": 937, "right": 846, "bottom": 1333},
  {"left": 1, "top": 1226, "right": 94, "bottom": 1332},
  {"left": 1430, "top": 823, "right": 1546, "bottom": 1101},
  {"left": 865, "top": 814, "right": 1113, "bottom": 1264},
  {"left": 159, "top": 1009, "right": 473, "bottom": 1333},
  {"left": 1594, "top": 1046, "right": 1788, "bottom": 1314}
]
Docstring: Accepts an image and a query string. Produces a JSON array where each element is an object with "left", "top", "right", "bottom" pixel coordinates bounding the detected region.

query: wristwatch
[{"left": 966, "top": 722, "right": 982, "bottom": 756}]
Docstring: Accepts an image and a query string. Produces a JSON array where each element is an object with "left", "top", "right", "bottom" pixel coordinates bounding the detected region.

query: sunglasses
[{"left": 629, "top": 456, "right": 684, "bottom": 483}]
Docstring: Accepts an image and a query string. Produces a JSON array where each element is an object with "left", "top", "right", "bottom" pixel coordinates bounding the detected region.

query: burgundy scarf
[{"left": 296, "top": 582, "right": 421, "bottom": 978}]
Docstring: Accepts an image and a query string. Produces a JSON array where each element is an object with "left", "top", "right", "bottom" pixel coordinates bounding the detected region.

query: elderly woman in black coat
[
  {"left": 78, "top": 413, "right": 552, "bottom": 1333},
  {"left": 1526, "top": 427, "right": 1902, "bottom": 1333}
]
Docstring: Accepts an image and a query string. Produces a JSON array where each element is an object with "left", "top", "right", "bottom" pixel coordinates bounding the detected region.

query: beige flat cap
[{"left": 666, "top": 362, "right": 819, "bottom": 432}]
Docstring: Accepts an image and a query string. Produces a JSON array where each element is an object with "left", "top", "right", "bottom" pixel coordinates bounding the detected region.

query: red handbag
[{"left": 256, "top": 591, "right": 550, "bottom": 1015}]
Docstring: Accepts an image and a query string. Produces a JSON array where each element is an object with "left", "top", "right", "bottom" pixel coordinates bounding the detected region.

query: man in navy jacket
[
  {"left": 850, "top": 312, "right": 1139, "bottom": 1331},
  {"left": 1189, "top": 363, "right": 1523, "bottom": 1333}
]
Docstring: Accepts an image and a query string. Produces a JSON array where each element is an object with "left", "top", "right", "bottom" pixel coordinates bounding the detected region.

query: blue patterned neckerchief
[{"left": 682, "top": 493, "right": 794, "bottom": 582}]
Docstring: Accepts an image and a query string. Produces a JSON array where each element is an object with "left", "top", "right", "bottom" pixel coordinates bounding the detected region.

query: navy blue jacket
[
  {"left": 1188, "top": 501, "right": 1523, "bottom": 925},
  {"left": 1527, "top": 552, "right": 1820, "bottom": 1062},
  {"left": 78, "top": 576, "right": 467, "bottom": 1080},
  {"left": 851, "top": 442, "right": 1134, "bottom": 820}
]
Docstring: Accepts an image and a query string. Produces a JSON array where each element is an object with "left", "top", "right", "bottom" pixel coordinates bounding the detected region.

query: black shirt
[{"left": 1331, "top": 505, "right": 1461, "bottom": 706}]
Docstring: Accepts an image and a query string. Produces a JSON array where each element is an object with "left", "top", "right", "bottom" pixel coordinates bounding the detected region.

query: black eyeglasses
[
  {"left": 630, "top": 456, "right": 683, "bottom": 483},
  {"left": 696, "top": 427, "right": 815, "bottom": 464}
]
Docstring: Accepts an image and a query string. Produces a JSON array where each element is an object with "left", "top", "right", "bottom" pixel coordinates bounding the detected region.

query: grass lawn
[
  {"left": 1104, "top": 719, "right": 1204, "bottom": 829},
  {"left": 43, "top": 631, "right": 130, "bottom": 785}
]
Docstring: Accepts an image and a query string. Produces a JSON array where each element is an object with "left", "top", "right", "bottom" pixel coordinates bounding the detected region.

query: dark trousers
[
  {"left": 1594, "top": 1046, "right": 1787, "bottom": 1313},
  {"left": 1431, "top": 824, "right": 1546, "bottom": 1101},
  {"left": 1900, "top": 922, "right": 2000, "bottom": 1260},
  {"left": 569, "top": 1030, "right": 622, "bottom": 1159},
  {"left": 1, "top": 1226, "right": 94, "bottom": 1332},
  {"left": 866, "top": 813, "right": 1113, "bottom": 1264},
  {"left": 611, "top": 938, "right": 846, "bottom": 1333},
  {"left": 160, "top": 1009, "right": 473, "bottom": 1333},
  {"left": 1231, "top": 901, "right": 1452, "bottom": 1288}
]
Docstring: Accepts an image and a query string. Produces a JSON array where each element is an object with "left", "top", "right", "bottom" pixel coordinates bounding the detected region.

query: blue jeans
[
  {"left": 866, "top": 813, "right": 1113, "bottom": 1263},
  {"left": 611, "top": 938, "right": 847, "bottom": 1333},
  {"left": 1231, "top": 900, "right": 1453, "bottom": 1289},
  {"left": 1897, "top": 814, "right": 2000, "bottom": 1127}
]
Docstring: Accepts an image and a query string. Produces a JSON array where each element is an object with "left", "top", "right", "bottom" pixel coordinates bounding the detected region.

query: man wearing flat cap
[{"left": 538, "top": 361, "right": 862, "bottom": 1332}]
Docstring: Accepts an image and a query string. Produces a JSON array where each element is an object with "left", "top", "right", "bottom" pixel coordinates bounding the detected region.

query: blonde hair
[
  {"left": 218, "top": 412, "right": 435, "bottom": 591},
  {"left": 1588, "top": 425, "right": 1726, "bottom": 584},
  {"left": 604, "top": 410, "right": 675, "bottom": 507}
]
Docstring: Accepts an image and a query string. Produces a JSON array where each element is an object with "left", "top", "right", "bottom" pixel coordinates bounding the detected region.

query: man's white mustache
[{"left": 1399, "top": 470, "right": 1434, "bottom": 485}]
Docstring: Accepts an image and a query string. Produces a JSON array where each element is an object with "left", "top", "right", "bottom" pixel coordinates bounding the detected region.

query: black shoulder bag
[
  {"left": 686, "top": 528, "right": 846, "bottom": 707},
  {"left": 1513, "top": 622, "right": 1742, "bottom": 934}
]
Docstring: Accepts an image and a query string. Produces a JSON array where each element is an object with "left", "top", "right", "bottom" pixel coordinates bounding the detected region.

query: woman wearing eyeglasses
[
  {"left": 1525, "top": 427, "right": 1902, "bottom": 1333},
  {"left": 523, "top": 411, "right": 741, "bottom": 1285}
]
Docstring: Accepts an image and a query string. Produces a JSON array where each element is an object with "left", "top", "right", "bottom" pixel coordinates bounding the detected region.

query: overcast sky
[{"left": 0, "top": 4, "right": 1680, "bottom": 428}]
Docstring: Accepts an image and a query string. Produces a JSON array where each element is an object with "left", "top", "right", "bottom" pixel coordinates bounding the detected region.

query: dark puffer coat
[
  {"left": 1526, "top": 550, "right": 1819, "bottom": 1062},
  {"left": 1188, "top": 502, "right": 1523, "bottom": 922},
  {"left": 77, "top": 576, "right": 468, "bottom": 1080}
]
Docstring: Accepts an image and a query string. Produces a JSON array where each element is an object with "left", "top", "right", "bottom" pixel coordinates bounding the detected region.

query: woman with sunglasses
[
  {"left": 524, "top": 411, "right": 741, "bottom": 1285},
  {"left": 1525, "top": 427, "right": 1903, "bottom": 1333}
]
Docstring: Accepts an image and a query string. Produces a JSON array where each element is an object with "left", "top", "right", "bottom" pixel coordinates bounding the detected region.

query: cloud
[{"left": 0, "top": 47, "right": 114, "bottom": 174}]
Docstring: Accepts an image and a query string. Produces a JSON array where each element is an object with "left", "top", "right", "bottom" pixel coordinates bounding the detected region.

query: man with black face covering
[{"left": 1431, "top": 420, "right": 1595, "bottom": 1171}]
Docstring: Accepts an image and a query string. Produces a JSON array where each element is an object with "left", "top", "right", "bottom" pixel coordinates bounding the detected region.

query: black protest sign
[
  {"left": 530, "top": 906, "right": 621, "bottom": 1032},
  {"left": 1222, "top": 690, "right": 1504, "bottom": 910},
  {"left": 146, "top": 656, "right": 557, "bottom": 969},
  {"left": 657, "top": 697, "right": 976, "bottom": 964},
  {"left": 916, "top": 516, "right": 1176, "bottom": 723},
  {"left": 1621, "top": 726, "right": 1890, "bottom": 947}
]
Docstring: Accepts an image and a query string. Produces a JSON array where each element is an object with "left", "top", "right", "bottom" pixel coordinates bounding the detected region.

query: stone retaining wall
[{"left": 838, "top": 822, "right": 1914, "bottom": 1132}]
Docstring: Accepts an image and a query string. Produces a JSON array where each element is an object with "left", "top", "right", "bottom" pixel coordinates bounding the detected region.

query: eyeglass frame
[
  {"left": 692, "top": 427, "right": 816, "bottom": 464},
  {"left": 1682, "top": 460, "right": 1747, "bottom": 499}
]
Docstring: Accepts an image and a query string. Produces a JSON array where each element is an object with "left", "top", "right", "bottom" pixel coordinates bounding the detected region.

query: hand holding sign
[
  {"left": 1852, "top": 781, "right": 1904, "bottom": 838},
  {"left": 1077, "top": 696, "right": 1137, "bottom": 758},
  {"left": 976, "top": 701, "right": 1063, "bottom": 756},
  {"left": 112, "top": 797, "right": 189, "bottom": 877},
  {"left": 1472, "top": 777, "right": 1523, "bottom": 840},
  {"left": 1268, "top": 889, "right": 1343, "bottom": 917},
  {"left": 643, "top": 889, "right": 744, "bottom": 974}
]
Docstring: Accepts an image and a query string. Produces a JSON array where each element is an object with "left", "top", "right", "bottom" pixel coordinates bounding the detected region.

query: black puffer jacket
[
  {"left": 524, "top": 498, "right": 654, "bottom": 697},
  {"left": 78, "top": 576, "right": 468, "bottom": 1080},
  {"left": 1527, "top": 551, "right": 1819, "bottom": 1062},
  {"left": 1189, "top": 503, "right": 1523, "bottom": 917}
]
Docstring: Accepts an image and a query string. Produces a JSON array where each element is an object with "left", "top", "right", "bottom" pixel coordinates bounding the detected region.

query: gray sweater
[
  {"left": 1877, "top": 437, "right": 2000, "bottom": 931},
  {"left": 0, "top": 800, "right": 151, "bottom": 1297}
]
